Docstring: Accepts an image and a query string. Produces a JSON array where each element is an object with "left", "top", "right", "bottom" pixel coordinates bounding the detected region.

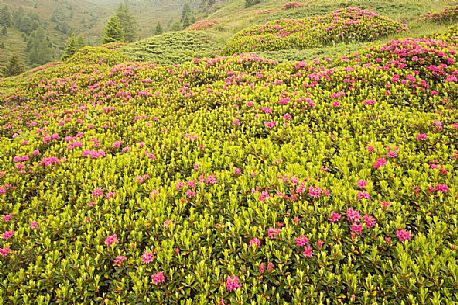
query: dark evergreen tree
[
  {"left": 0, "top": 5, "right": 12, "bottom": 28},
  {"left": 61, "top": 32, "right": 80, "bottom": 61},
  {"left": 154, "top": 22, "right": 163, "bottom": 35},
  {"left": 4, "top": 54, "right": 25, "bottom": 76},
  {"left": 181, "top": 3, "right": 194, "bottom": 28},
  {"left": 102, "top": 15, "right": 124, "bottom": 44},
  {"left": 27, "top": 27, "right": 53, "bottom": 66},
  {"left": 245, "top": 0, "right": 261, "bottom": 8},
  {"left": 116, "top": 3, "right": 137, "bottom": 42}
]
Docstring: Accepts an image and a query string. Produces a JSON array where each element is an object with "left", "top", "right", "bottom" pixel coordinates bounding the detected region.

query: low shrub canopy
[
  {"left": 0, "top": 35, "right": 457, "bottom": 303},
  {"left": 224, "top": 7, "right": 406, "bottom": 54}
]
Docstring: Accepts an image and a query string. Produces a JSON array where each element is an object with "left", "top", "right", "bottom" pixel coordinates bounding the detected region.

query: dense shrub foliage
[
  {"left": 224, "top": 7, "right": 405, "bottom": 54},
  {"left": 121, "top": 31, "right": 222, "bottom": 65},
  {"left": 0, "top": 31, "right": 457, "bottom": 304},
  {"left": 67, "top": 46, "right": 128, "bottom": 66},
  {"left": 422, "top": 5, "right": 458, "bottom": 24}
]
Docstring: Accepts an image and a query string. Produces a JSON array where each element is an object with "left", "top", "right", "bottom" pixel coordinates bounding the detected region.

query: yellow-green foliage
[
  {"left": 224, "top": 7, "right": 406, "bottom": 54},
  {"left": 121, "top": 31, "right": 223, "bottom": 65},
  {"left": 67, "top": 46, "right": 128, "bottom": 66},
  {"left": 0, "top": 34, "right": 457, "bottom": 303},
  {"left": 423, "top": 5, "right": 458, "bottom": 24}
]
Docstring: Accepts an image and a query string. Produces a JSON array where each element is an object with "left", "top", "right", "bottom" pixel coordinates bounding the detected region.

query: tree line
[{"left": 2, "top": 1, "right": 219, "bottom": 77}]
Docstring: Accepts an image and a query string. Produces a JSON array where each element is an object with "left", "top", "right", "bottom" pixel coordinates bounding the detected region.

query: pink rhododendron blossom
[
  {"left": 249, "top": 237, "right": 261, "bottom": 248},
  {"left": 397, "top": 229, "right": 411, "bottom": 242},
  {"left": 303, "top": 245, "right": 313, "bottom": 257},
  {"left": 436, "top": 184, "right": 449, "bottom": 193},
  {"left": 113, "top": 255, "right": 127, "bottom": 266},
  {"left": 346, "top": 208, "right": 360, "bottom": 222},
  {"left": 226, "top": 276, "right": 241, "bottom": 292},
  {"left": 2, "top": 231, "right": 14, "bottom": 240},
  {"left": 387, "top": 150, "right": 397, "bottom": 158},
  {"left": 351, "top": 223, "right": 363, "bottom": 235},
  {"left": 0, "top": 247, "right": 10, "bottom": 257},
  {"left": 151, "top": 272, "right": 166, "bottom": 285},
  {"left": 3, "top": 214, "right": 12, "bottom": 222},
  {"left": 357, "top": 191, "right": 371, "bottom": 200},
  {"left": 308, "top": 186, "right": 322, "bottom": 198},
  {"left": 330, "top": 212, "right": 341, "bottom": 223},
  {"left": 416, "top": 133, "right": 428, "bottom": 141},
  {"left": 142, "top": 251, "right": 154, "bottom": 264},
  {"left": 105, "top": 234, "right": 118, "bottom": 247},
  {"left": 373, "top": 158, "right": 387, "bottom": 169},
  {"left": 317, "top": 240, "right": 324, "bottom": 250},
  {"left": 267, "top": 262, "right": 274, "bottom": 273},
  {"left": 295, "top": 235, "right": 309, "bottom": 247},
  {"left": 205, "top": 175, "right": 218, "bottom": 185},
  {"left": 264, "top": 121, "right": 277, "bottom": 129},
  {"left": 363, "top": 215, "right": 376, "bottom": 229},
  {"left": 267, "top": 228, "right": 281, "bottom": 239},
  {"left": 357, "top": 179, "right": 367, "bottom": 189}
]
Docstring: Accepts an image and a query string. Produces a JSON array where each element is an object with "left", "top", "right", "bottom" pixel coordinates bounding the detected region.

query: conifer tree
[
  {"left": 102, "top": 15, "right": 124, "bottom": 44},
  {"left": 0, "top": 5, "right": 11, "bottom": 28},
  {"left": 27, "top": 27, "right": 53, "bottom": 66},
  {"left": 154, "top": 22, "right": 163, "bottom": 35},
  {"left": 4, "top": 54, "right": 24, "bottom": 76},
  {"left": 181, "top": 3, "right": 194, "bottom": 28},
  {"left": 61, "top": 32, "right": 84, "bottom": 60},
  {"left": 116, "top": 3, "right": 137, "bottom": 42},
  {"left": 245, "top": 0, "right": 261, "bottom": 8}
]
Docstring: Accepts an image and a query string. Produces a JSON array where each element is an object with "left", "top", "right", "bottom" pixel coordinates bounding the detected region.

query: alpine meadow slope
[{"left": 0, "top": 1, "right": 457, "bottom": 304}]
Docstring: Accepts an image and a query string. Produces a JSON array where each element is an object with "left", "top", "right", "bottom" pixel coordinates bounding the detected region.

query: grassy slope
[
  {"left": 190, "top": 0, "right": 458, "bottom": 61},
  {"left": 0, "top": 0, "right": 198, "bottom": 72}
]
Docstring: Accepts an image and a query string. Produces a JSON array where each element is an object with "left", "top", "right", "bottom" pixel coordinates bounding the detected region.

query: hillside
[
  {"left": 0, "top": 1, "right": 457, "bottom": 304},
  {"left": 0, "top": 0, "right": 205, "bottom": 74}
]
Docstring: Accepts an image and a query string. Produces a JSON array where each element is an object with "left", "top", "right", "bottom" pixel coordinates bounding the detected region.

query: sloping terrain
[
  {"left": 0, "top": 23, "right": 457, "bottom": 303},
  {"left": 0, "top": 1, "right": 457, "bottom": 304}
]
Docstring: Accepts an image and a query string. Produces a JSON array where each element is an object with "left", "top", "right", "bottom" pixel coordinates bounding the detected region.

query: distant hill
[{"left": 0, "top": 0, "right": 206, "bottom": 74}]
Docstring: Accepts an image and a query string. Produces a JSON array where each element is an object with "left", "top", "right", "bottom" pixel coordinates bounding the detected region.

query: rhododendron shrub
[
  {"left": 0, "top": 28, "right": 456, "bottom": 305},
  {"left": 225, "top": 7, "right": 405, "bottom": 53}
]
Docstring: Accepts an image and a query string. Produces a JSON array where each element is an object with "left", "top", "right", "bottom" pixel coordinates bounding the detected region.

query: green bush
[
  {"left": 224, "top": 7, "right": 406, "bottom": 54},
  {"left": 0, "top": 28, "right": 457, "bottom": 305},
  {"left": 121, "top": 31, "right": 222, "bottom": 65}
]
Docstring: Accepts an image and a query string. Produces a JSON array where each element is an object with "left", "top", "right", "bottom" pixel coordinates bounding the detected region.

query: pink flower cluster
[
  {"left": 396, "top": 229, "right": 412, "bottom": 242},
  {"left": 226, "top": 275, "right": 241, "bottom": 292},
  {"left": 0, "top": 247, "right": 10, "bottom": 257},
  {"left": 2, "top": 231, "right": 14, "bottom": 240},
  {"left": 373, "top": 158, "right": 387, "bottom": 169},
  {"left": 267, "top": 228, "right": 282, "bottom": 239},
  {"left": 113, "top": 255, "right": 127, "bottom": 266},
  {"left": 142, "top": 251, "right": 154, "bottom": 264},
  {"left": 40, "top": 156, "right": 60, "bottom": 167},
  {"left": 82, "top": 150, "right": 106, "bottom": 159},
  {"left": 249, "top": 237, "right": 261, "bottom": 248},
  {"left": 105, "top": 234, "right": 118, "bottom": 247},
  {"left": 151, "top": 272, "right": 165, "bottom": 285}
]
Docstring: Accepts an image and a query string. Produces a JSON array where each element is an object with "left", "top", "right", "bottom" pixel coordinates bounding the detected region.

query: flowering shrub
[
  {"left": 0, "top": 26, "right": 457, "bottom": 304},
  {"left": 224, "top": 7, "right": 405, "bottom": 53},
  {"left": 422, "top": 5, "right": 458, "bottom": 24}
]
